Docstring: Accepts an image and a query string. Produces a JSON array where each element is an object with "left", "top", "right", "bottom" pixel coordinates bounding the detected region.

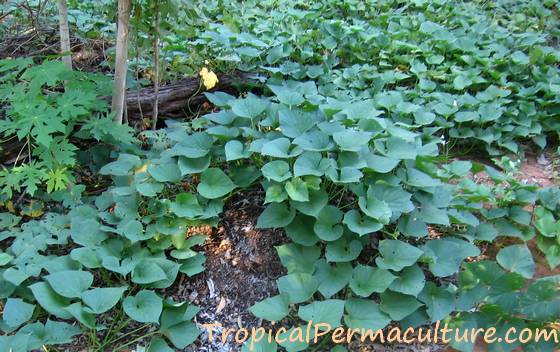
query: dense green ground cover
[{"left": 0, "top": 0, "right": 559, "bottom": 351}]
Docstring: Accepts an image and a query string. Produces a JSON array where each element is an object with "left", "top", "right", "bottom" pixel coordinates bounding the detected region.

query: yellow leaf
[
  {"left": 6, "top": 201, "right": 15, "bottom": 213},
  {"left": 21, "top": 201, "right": 44, "bottom": 218},
  {"left": 199, "top": 67, "right": 219, "bottom": 90}
]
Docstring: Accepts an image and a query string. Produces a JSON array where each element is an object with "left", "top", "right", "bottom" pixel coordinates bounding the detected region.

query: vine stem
[
  {"left": 311, "top": 333, "right": 330, "bottom": 352},
  {"left": 112, "top": 330, "right": 159, "bottom": 351},
  {"left": 100, "top": 323, "right": 151, "bottom": 350}
]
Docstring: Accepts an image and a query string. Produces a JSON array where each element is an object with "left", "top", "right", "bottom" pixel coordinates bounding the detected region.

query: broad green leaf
[
  {"left": 132, "top": 260, "right": 168, "bottom": 284},
  {"left": 204, "top": 91, "right": 235, "bottom": 107},
  {"left": 256, "top": 203, "right": 296, "bottom": 228},
  {"left": 278, "top": 109, "right": 316, "bottom": 137},
  {"left": 422, "top": 238, "right": 480, "bottom": 277},
  {"left": 170, "top": 193, "right": 203, "bottom": 218},
  {"left": 147, "top": 337, "right": 174, "bottom": 352},
  {"left": 225, "top": 140, "right": 251, "bottom": 161},
  {"left": 168, "top": 133, "right": 213, "bottom": 158},
  {"left": 398, "top": 212, "right": 428, "bottom": 238},
  {"left": 290, "top": 189, "right": 328, "bottom": 217},
  {"left": 406, "top": 167, "right": 441, "bottom": 188},
  {"left": 413, "top": 109, "right": 436, "bottom": 125},
  {"left": 135, "top": 181, "right": 164, "bottom": 197},
  {"left": 367, "top": 184, "right": 414, "bottom": 215},
  {"left": 277, "top": 273, "right": 318, "bottom": 303},
  {"left": 375, "top": 240, "right": 423, "bottom": 271},
  {"left": 178, "top": 156, "right": 210, "bottom": 175},
  {"left": 333, "top": 130, "right": 372, "bottom": 152},
  {"left": 358, "top": 189, "right": 392, "bottom": 224},
  {"left": 285, "top": 214, "right": 319, "bottom": 246},
  {"left": 298, "top": 299, "right": 345, "bottom": 328},
  {"left": 249, "top": 294, "right": 290, "bottom": 321},
  {"left": 119, "top": 219, "right": 151, "bottom": 242},
  {"left": 331, "top": 167, "right": 363, "bottom": 184},
  {"left": 325, "top": 237, "right": 363, "bottom": 262},
  {"left": 123, "top": 290, "right": 163, "bottom": 323},
  {"left": 344, "top": 298, "right": 390, "bottom": 330},
  {"left": 349, "top": 265, "right": 397, "bottom": 297},
  {"left": 453, "top": 75, "right": 473, "bottom": 90},
  {"left": 270, "top": 85, "right": 305, "bottom": 106},
  {"left": 161, "top": 321, "right": 199, "bottom": 349},
  {"left": 29, "top": 282, "right": 72, "bottom": 319},
  {"left": 293, "top": 130, "right": 334, "bottom": 151},
  {"left": 277, "top": 326, "right": 310, "bottom": 352},
  {"left": 343, "top": 209, "right": 383, "bottom": 236},
  {"left": 285, "top": 178, "right": 309, "bottom": 202},
  {"left": 81, "top": 286, "right": 127, "bottom": 314},
  {"left": 276, "top": 243, "right": 320, "bottom": 274},
  {"left": 265, "top": 184, "right": 288, "bottom": 203},
  {"left": 313, "top": 260, "right": 352, "bottom": 298},
  {"left": 380, "top": 291, "right": 422, "bottom": 320},
  {"left": 197, "top": 168, "right": 236, "bottom": 199},
  {"left": 534, "top": 208, "right": 560, "bottom": 238},
  {"left": 44, "top": 270, "right": 93, "bottom": 298},
  {"left": 314, "top": 205, "right": 344, "bottom": 241},
  {"left": 261, "top": 138, "right": 302, "bottom": 158},
  {"left": 363, "top": 154, "right": 400, "bottom": 173},
  {"left": 383, "top": 137, "right": 417, "bottom": 160},
  {"left": 64, "top": 302, "right": 97, "bottom": 329},
  {"left": 231, "top": 94, "right": 268, "bottom": 119},
  {"left": 229, "top": 165, "right": 261, "bottom": 188},
  {"left": 511, "top": 50, "right": 529, "bottom": 65},
  {"left": 389, "top": 264, "right": 426, "bottom": 297},
  {"left": 262, "top": 160, "right": 291, "bottom": 182},
  {"left": 418, "top": 283, "right": 455, "bottom": 322},
  {"left": 472, "top": 223, "right": 498, "bottom": 242},
  {"left": 242, "top": 339, "right": 278, "bottom": 352},
  {"left": 146, "top": 162, "right": 181, "bottom": 183},
  {"left": 3, "top": 298, "right": 34, "bottom": 328},
  {"left": 293, "top": 152, "right": 334, "bottom": 177},
  {"left": 179, "top": 254, "right": 206, "bottom": 277},
  {"left": 496, "top": 244, "right": 535, "bottom": 279},
  {"left": 99, "top": 154, "right": 141, "bottom": 176},
  {"left": 42, "top": 319, "right": 81, "bottom": 345}
]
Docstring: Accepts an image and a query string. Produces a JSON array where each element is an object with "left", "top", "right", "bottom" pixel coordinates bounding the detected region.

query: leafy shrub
[{"left": 0, "top": 59, "right": 133, "bottom": 197}]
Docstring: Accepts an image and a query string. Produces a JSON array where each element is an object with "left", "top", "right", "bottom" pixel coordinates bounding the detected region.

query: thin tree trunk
[
  {"left": 151, "top": 0, "right": 160, "bottom": 130},
  {"left": 57, "top": 0, "right": 72, "bottom": 69},
  {"left": 111, "top": 0, "right": 131, "bottom": 124},
  {"left": 134, "top": 4, "right": 144, "bottom": 121}
]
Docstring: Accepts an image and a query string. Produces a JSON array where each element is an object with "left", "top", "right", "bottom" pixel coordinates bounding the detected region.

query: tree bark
[
  {"left": 111, "top": 0, "right": 132, "bottom": 124},
  {"left": 57, "top": 0, "right": 72, "bottom": 69},
  {"left": 151, "top": 0, "right": 160, "bottom": 130},
  {"left": 123, "top": 71, "right": 253, "bottom": 118}
]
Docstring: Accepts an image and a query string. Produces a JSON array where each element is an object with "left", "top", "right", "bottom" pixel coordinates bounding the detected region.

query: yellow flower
[{"left": 199, "top": 67, "right": 219, "bottom": 90}]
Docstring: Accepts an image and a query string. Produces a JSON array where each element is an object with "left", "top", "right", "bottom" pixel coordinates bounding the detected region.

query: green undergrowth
[
  {"left": 1, "top": 0, "right": 560, "bottom": 351},
  {"left": 1, "top": 83, "right": 559, "bottom": 351}
]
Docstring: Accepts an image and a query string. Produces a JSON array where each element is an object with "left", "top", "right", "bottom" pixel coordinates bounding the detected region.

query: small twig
[
  {"left": 13, "top": 139, "right": 28, "bottom": 167},
  {"left": 10, "top": 32, "right": 39, "bottom": 56}
]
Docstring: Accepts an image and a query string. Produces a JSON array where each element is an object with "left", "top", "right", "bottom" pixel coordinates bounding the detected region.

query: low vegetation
[{"left": 0, "top": 0, "right": 559, "bottom": 351}]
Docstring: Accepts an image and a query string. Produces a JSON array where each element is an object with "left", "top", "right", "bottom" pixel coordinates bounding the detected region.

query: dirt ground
[{"left": 169, "top": 190, "right": 288, "bottom": 351}]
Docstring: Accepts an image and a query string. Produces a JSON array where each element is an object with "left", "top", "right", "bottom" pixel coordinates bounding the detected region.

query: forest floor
[{"left": 163, "top": 148, "right": 558, "bottom": 352}]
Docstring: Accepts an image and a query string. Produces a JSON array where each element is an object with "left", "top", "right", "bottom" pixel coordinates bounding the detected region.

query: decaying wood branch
[{"left": 123, "top": 71, "right": 254, "bottom": 119}]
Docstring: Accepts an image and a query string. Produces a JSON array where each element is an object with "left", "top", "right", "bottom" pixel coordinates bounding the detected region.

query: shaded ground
[{"left": 175, "top": 190, "right": 288, "bottom": 351}]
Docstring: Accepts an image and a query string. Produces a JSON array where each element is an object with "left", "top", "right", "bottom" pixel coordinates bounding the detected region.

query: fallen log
[{"left": 124, "top": 71, "right": 256, "bottom": 119}]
